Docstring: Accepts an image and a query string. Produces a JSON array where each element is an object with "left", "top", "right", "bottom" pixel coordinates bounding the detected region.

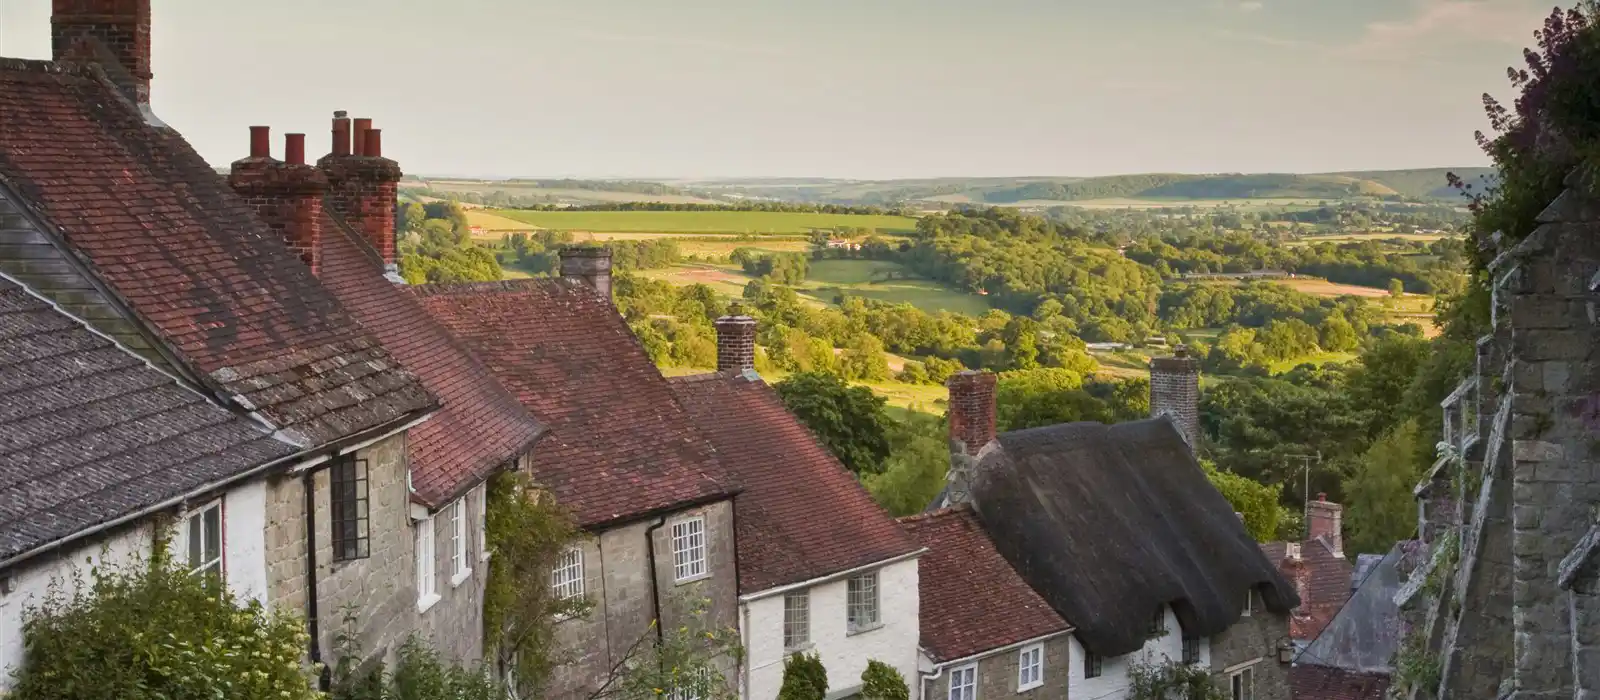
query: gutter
[
  {"left": 920, "top": 629, "right": 1075, "bottom": 674},
  {"left": 645, "top": 516, "right": 669, "bottom": 663},
  {"left": 738, "top": 547, "right": 928, "bottom": 604},
  {"left": 582, "top": 490, "right": 740, "bottom": 534},
  {"left": 303, "top": 469, "right": 330, "bottom": 692}
]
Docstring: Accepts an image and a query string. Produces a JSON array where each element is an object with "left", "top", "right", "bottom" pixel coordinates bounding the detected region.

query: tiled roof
[
  {"left": 410, "top": 279, "right": 732, "bottom": 527},
  {"left": 1289, "top": 664, "right": 1390, "bottom": 700},
  {"left": 899, "top": 506, "right": 1070, "bottom": 662},
  {"left": 1264, "top": 537, "right": 1354, "bottom": 641},
  {"left": 668, "top": 371, "right": 919, "bottom": 594},
  {"left": 316, "top": 219, "right": 544, "bottom": 507},
  {"left": 0, "top": 59, "right": 434, "bottom": 447},
  {"left": 0, "top": 276, "right": 298, "bottom": 561}
]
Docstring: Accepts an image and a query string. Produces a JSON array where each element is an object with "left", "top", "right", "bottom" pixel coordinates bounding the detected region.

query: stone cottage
[
  {"left": 1262, "top": 495, "right": 1354, "bottom": 649},
  {"left": 0, "top": 275, "right": 304, "bottom": 690},
  {"left": 669, "top": 318, "right": 926, "bottom": 700},
  {"left": 410, "top": 255, "right": 740, "bottom": 700},
  {"left": 935, "top": 366, "right": 1299, "bottom": 700},
  {"left": 900, "top": 506, "right": 1073, "bottom": 700}
]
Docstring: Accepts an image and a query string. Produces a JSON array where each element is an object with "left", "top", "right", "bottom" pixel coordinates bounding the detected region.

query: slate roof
[
  {"left": 967, "top": 418, "right": 1299, "bottom": 657},
  {"left": 669, "top": 371, "right": 920, "bottom": 594},
  {"left": 1289, "top": 665, "right": 1391, "bottom": 700},
  {"left": 899, "top": 506, "right": 1070, "bottom": 662},
  {"left": 316, "top": 218, "right": 544, "bottom": 507},
  {"left": 410, "top": 279, "right": 733, "bottom": 527},
  {"left": 0, "top": 276, "right": 297, "bottom": 562},
  {"left": 0, "top": 58, "right": 435, "bottom": 447},
  {"left": 1264, "top": 536, "right": 1354, "bottom": 641}
]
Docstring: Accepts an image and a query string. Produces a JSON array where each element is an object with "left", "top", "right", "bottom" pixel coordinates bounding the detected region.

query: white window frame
[
  {"left": 1230, "top": 666, "right": 1254, "bottom": 700},
  {"left": 783, "top": 590, "right": 810, "bottom": 650},
  {"left": 416, "top": 514, "right": 439, "bottom": 612},
  {"left": 552, "top": 546, "right": 585, "bottom": 600},
  {"left": 1017, "top": 642, "right": 1044, "bottom": 691},
  {"left": 1083, "top": 651, "right": 1103, "bottom": 679},
  {"left": 478, "top": 483, "right": 491, "bottom": 562},
  {"left": 671, "top": 516, "right": 708, "bottom": 583},
  {"left": 948, "top": 663, "right": 977, "bottom": 700},
  {"left": 450, "top": 498, "right": 471, "bottom": 586},
  {"left": 846, "top": 571, "right": 881, "bottom": 634},
  {"left": 1242, "top": 589, "right": 1254, "bottom": 617},
  {"left": 183, "top": 499, "right": 224, "bottom": 578},
  {"left": 668, "top": 667, "right": 711, "bottom": 700}
]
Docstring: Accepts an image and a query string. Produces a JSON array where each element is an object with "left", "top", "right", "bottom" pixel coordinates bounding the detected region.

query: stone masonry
[
  {"left": 923, "top": 636, "right": 1072, "bottom": 700},
  {"left": 545, "top": 499, "right": 739, "bottom": 700},
  {"left": 1150, "top": 346, "right": 1201, "bottom": 449},
  {"left": 713, "top": 315, "right": 757, "bottom": 373},
  {"left": 1209, "top": 597, "right": 1292, "bottom": 700}
]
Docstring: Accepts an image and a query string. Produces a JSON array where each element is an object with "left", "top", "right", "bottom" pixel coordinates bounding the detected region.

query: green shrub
[
  {"left": 777, "top": 653, "right": 828, "bottom": 700},
  {"left": 860, "top": 660, "right": 909, "bottom": 700},
  {"left": 10, "top": 545, "right": 320, "bottom": 700}
]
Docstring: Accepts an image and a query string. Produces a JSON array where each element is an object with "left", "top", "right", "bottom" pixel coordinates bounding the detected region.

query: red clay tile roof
[
  {"left": 316, "top": 219, "right": 543, "bottom": 507},
  {"left": 899, "top": 506, "right": 1071, "bottom": 662},
  {"left": 410, "top": 279, "right": 732, "bottom": 527},
  {"left": 1264, "top": 537, "right": 1354, "bottom": 641},
  {"left": 1289, "top": 664, "right": 1390, "bottom": 700},
  {"left": 0, "top": 59, "right": 434, "bottom": 446},
  {"left": 668, "top": 371, "right": 920, "bottom": 594}
]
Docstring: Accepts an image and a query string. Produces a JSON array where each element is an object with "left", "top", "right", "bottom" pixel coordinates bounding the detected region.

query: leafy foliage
[
  {"left": 777, "top": 653, "right": 829, "bottom": 700},
  {"left": 1342, "top": 419, "right": 1428, "bottom": 556},
  {"left": 774, "top": 371, "right": 895, "bottom": 476},
  {"left": 860, "top": 660, "right": 910, "bottom": 700},
  {"left": 1126, "top": 657, "right": 1226, "bottom": 700},
  {"left": 1202, "top": 460, "right": 1289, "bottom": 542},
  {"left": 597, "top": 596, "right": 742, "bottom": 700},
  {"left": 863, "top": 410, "right": 951, "bottom": 516},
  {"left": 329, "top": 615, "right": 504, "bottom": 700},
  {"left": 11, "top": 539, "right": 320, "bottom": 700}
]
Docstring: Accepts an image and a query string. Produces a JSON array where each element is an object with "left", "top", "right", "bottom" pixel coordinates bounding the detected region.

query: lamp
[{"left": 1277, "top": 637, "right": 1296, "bottom": 664}]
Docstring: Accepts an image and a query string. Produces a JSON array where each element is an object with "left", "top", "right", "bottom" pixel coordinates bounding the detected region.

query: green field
[
  {"left": 482, "top": 209, "right": 920, "bottom": 235},
  {"left": 641, "top": 259, "right": 994, "bottom": 317}
]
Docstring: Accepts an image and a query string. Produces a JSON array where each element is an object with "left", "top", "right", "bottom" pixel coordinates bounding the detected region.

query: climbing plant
[
  {"left": 590, "top": 595, "right": 743, "bottom": 700},
  {"left": 1126, "top": 657, "right": 1226, "bottom": 700}
]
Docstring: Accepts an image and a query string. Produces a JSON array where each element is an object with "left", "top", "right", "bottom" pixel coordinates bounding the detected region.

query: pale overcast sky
[{"left": 0, "top": 0, "right": 1551, "bottom": 179}]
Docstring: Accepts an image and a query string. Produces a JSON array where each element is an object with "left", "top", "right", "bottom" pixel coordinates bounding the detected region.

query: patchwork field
[
  {"left": 480, "top": 209, "right": 920, "bottom": 235},
  {"left": 640, "top": 259, "right": 995, "bottom": 316},
  {"left": 417, "top": 179, "right": 721, "bottom": 205},
  {"left": 1292, "top": 232, "right": 1455, "bottom": 245},
  {"left": 657, "top": 365, "right": 946, "bottom": 414}
]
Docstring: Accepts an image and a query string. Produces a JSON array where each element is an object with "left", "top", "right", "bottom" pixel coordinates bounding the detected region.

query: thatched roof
[{"left": 968, "top": 417, "right": 1299, "bottom": 657}]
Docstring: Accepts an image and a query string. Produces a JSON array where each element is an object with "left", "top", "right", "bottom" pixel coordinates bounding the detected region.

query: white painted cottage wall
[
  {"left": 1065, "top": 606, "right": 1210, "bottom": 700},
  {"left": 743, "top": 557, "right": 921, "bottom": 700},
  {"left": 223, "top": 479, "right": 269, "bottom": 606}
]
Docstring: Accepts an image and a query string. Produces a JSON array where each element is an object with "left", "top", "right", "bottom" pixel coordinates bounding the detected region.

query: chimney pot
[
  {"left": 947, "top": 370, "right": 998, "bottom": 457},
  {"left": 1317, "top": 493, "right": 1327, "bottom": 502},
  {"left": 714, "top": 315, "right": 759, "bottom": 372},
  {"left": 331, "top": 113, "right": 352, "bottom": 157},
  {"left": 249, "top": 126, "right": 271, "bottom": 159},
  {"left": 365, "top": 129, "right": 383, "bottom": 159},
  {"left": 559, "top": 245, "right": 614, "bottom": 301},
  {"left": 352, "top": 118, "right": 372, "bottom": 157},
  {"left": 285, "top": 134, "right": 306, "bottom": 165}
]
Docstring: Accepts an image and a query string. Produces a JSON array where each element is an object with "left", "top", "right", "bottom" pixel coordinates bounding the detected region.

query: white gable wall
[
  {"left": 742, "top": 557, "right": 921, "bottom": 700},
  {"left": 1065, "top": 606, "right": 1211, "bottom": 700}
]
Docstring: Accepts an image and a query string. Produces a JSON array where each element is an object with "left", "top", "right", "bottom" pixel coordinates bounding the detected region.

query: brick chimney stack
[
  {"left": 1150, "top": 344, "right": 1201, "bottom": 450},
  {"left": 229, "top": 127, "right": 329, "bottom": 275},
  {"left": 713, "top": 315, "right": 758, "bottom": 373},
  {"left": 319, "top": 111, "right": 402, "bottom": 272},
  {"left": 1306, "top": 493, "right": 1344, "bottom": 557},
  {"left": 947, "top": 370, "right": 998, "bottom": 457},
  {"left": 559, "top": 246, "right": 613, "bottom": 301},
  {"left": 52, "top": 0, "right": 152, "bottom": 106}
]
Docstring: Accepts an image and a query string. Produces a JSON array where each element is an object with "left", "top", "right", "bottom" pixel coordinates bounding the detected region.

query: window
[
  {"left": 947, "top": 663, "right": 976, "bottom": 700},
  {"left": 450, "top": 498, "right": 470, "bottom": 584},
  {"left": 1082, "top": 651, "right": 1102, "bottom": 679},
  {"left": 1230, "top": 667, "right": 1253, "bottom": 700},
  {"left": 331, "top": 457, "right": 370, "bottom": 561},
  {"left": 671, "top": 517, "right": 707, "bottom": 582},
  {"left": 1242, "top": 589, "right": 1254, "bottom": 617},
  {"left": 1182, "top": 636, "right": 1201, "bottom": 664},
  {"left": 416, "top": 515, "right": 438, "bottom": 611},
  {"left": 1017, "top": 643, "right": 1043, "bottom": 691},
  {"left": 846, "top": 572, "right": 880, "bottom": 633},
  {"left": 185, "top": 501, "right": 223, "bottom": 578},
  {"left": 552, "top": 547, "right": 584, "bottom": 599},
  {"left": 668, "top": 668, "right": 711, "bottom": 700},
  {"left": 1149, "top": 606, "right": 1165, "bottom": 636},
  {"left": 783, "top": 591, "right": 810, "bottom": 650},
  {"left": 478, "top": 484, "right": 490, "bottom": 562}
]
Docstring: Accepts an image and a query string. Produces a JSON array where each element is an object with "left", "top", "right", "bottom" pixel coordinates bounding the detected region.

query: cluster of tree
[
  {"left": 1124, "top": 233, "right": 1465, "bottom": 294},
  {"left": 397, "top": 200, "right": 505, "bottom": 285},
  {"left": 500, "top": 178, "right": 692, "bottom": 196},
  {"left": 1047, "top": 202, "right": 1469, "bottom": 243},
  {"left": 497, "top": 232, "right": 683, "bottom": 277},
  {"left": 732, "top": 249, "right": 809, "bottom": 284},
  {"left": 504, "top": 201, "right": 910, "bottom": 216}
]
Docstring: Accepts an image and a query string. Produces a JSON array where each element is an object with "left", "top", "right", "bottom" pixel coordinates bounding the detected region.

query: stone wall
[
  {"left": 1209, "top": 606, "right": 1290, "bottom": 700},
  {"left": 544, "top": 499, "right": 739, "bottom": 700},
  {"left": 923, "top": 636, "right": 1071, "bottom": 700}
]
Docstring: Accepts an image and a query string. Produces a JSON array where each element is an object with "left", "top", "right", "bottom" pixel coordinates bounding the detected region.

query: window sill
[
  {"left": 674, "top": 572, "right": 710, "bottom": 586},
  {"left": 784, "top": 642, "right": 815, "bottom": 654},
  {"left": 845, "top": 622, "right": 883, "bottom": 637},
  {"left": 1017, "top": 681, "right": 1043, "bottom": 693},
  {"left": 451, "top": 569, "right": 472, "bottom": 588},
  {"left": 417, "top": 593, "right": 442, "bottom": 614}
]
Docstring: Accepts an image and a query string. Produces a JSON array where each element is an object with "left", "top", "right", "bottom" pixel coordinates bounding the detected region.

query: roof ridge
[
  {"left": 897, "top": 504, "right": 973, "bottom": 524},
  {"left": 664, "top": 369, "right": 754, "bottom": 385}
]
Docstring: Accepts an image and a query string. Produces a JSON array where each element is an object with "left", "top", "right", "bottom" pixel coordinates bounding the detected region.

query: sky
[{"left": 0, "top": 0, "right": 1555, "bottom": 179}]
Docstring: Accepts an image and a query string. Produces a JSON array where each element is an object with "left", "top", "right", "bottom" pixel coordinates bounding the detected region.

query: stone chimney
[
  {"left": 318, "top": 112, "right": 402, "bottom": 272},
  {"left": 947, "top": 370, "right": 998, "bottom": 457},
  {"left": 559, "top": 245, "right": 613, "bottom": 301},
  {"left": 1307, "top": 493, "right": 1343, "bottom": 557},
  {"left": 1150, "top": 344, "right": 1201, "bottom": 450},
  {"left": 229, "top": 127, "right": 329, "bottom": 275},
  {"left": 52, "top": 0, "right": 152, "bottom": 106},
  {"left": 713, "top": 315, "right": 757, "bottom": 373}
]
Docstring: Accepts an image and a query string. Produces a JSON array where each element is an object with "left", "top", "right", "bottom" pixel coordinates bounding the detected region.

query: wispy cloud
[
  {"left": 1339, "top": 0, "right": 1545, "bottom": 59},
  {"left": 547, "top": 26, "right": 795, "bottom": 59},
  {"left": 1237, "top": 1, "right": 1265, "bottom": 12}
]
